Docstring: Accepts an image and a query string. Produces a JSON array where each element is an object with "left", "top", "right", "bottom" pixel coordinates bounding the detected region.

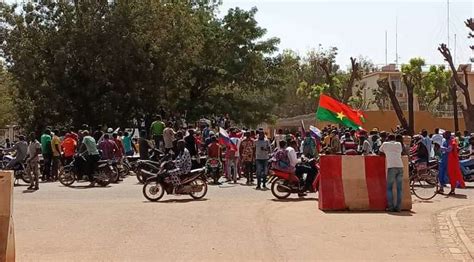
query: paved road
[{"left": 13, "top": 177, "right": 474, "bottom": 261}]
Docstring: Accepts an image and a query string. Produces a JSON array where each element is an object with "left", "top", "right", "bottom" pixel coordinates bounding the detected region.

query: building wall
[{"left": 273, "top": 111, "right": 465, "bottom": 133}]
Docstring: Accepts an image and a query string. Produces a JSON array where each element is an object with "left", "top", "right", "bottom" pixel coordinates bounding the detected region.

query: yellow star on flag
[{"left": 336, "top": 112, "right": 345, "bottom": 120}]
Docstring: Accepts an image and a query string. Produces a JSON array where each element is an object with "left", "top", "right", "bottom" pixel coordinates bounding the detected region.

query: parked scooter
[
  {"left": 142, "top": 159, "right": 208, "bottom": 202},
  {"left": 1, "top": 153, "right": 30, "bottom": 185},
  {"left": 58, "top": 153, "right": 115, "bottom": 187},
  {"left": 268, "top": 158, "right": 319, "bottom": 199}
]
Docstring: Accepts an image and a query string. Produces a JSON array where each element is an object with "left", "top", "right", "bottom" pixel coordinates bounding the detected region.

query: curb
[
  {"left": 450, "top": 206, "right": 474, "bottom": 259},
  {"left": 435, "top": 205, "right": 474, "bottom": 261}
]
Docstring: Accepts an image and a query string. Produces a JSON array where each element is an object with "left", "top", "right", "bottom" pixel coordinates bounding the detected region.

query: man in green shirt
[
  {"left": 40, "top": 129, "right": 53, "bottom": 181},
  {"left": 80, "top": 130, "right": 100, "bottom": 185},
  {"left": 150, "top": 115, "right": 165, "bottom": 150}
]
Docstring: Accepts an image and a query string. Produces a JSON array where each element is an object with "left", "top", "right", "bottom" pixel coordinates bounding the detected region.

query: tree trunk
[
  {"left": 342, "top": 57, "right": 360, "bottom": 104},
  {"left": 451, "top": 80, "right": 460, "bottom": 132},
  {"left": 377, "top": 78, "right": 410, "bottom": 132},
  {"left": 407, "top": 88, "right": 415, "bottom": 135}
]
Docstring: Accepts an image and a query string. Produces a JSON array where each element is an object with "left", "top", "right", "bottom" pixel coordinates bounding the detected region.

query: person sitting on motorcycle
[
  {"left": 79, "top": 130, "right": 101, "bottom": 186},
  {"left": 3, "top": 135, "right": 28, "bottom": 169},
  {"left": 287, "top": 140, "right": 317, "bottom": 196},
  {"left": 167, "top": 140, "right": 192, "bottom": 190},
  {"left": 272, "top": 140, "right": 293, "bottom": 173},
  {"left": 460, "top": 137, "right": 474, "bottom": 175},
  {"left": 206, "top": 135, "right": 223, "bottom": 183}
]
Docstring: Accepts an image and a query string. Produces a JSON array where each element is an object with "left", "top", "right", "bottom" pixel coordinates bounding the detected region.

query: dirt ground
[{"left": 12, "top": 177, "right": 474, "bottom": 261}]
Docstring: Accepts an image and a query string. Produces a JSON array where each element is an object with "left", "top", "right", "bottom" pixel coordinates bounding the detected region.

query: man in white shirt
[
  {"left": 379, "top": 134, "right": 403, "bottom": 212},
  {"left": 287, "top": 140, "right": 317, "bottom": 196}
]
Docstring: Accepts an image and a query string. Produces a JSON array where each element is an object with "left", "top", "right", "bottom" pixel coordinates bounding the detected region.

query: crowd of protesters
[{"left": 0, "top": 112, "right": 470, "bottom": 205}]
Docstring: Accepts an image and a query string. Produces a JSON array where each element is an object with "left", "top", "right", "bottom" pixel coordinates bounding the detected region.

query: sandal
[
  {"left": 448, "top": 191, "right": 456, "bottom": 196},
  {"left": 436, "top": 189, "right": 445, "bottom": 194}
]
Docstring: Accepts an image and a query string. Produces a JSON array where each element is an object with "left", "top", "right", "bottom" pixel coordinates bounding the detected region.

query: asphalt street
[{"left": 13, "top": 176, "right": 474, "bottom": 261}]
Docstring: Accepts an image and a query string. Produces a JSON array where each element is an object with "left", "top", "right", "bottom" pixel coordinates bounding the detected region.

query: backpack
[
  {"left": 274, "top": 149, "right": 290, "bottom": 169},
  {"left": 302, "top": 137, "right": 316, "bottom": 157}
]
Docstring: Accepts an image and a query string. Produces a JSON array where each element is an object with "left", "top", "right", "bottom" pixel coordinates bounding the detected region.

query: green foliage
[
  {"left": 0, "top": 64, "right": 17, "bottom": 127},
  {"left": 421, "top": 65, "right": 452, "bottom": 108},
  {"left": 0, "top": 1, "right": 284, "bottom": 131}
]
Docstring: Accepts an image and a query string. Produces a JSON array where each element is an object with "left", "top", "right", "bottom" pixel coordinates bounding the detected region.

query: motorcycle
[
  {"left": 1, "top": 153, "right": 30, "bottom": 185},
  {"left": 135, "top": 149, "right": 165, "bottom": 184},
  {"left": 268, "top": 158, "right": 319, "bottom": 199},
  {"left": 58, "top": 154, "right": 114, "bottom": 187},
  {"left": 459, "top": 158, "right": 474, "bottom": 182},
  {"left": 142, "top": 160, "right": 208, "bottom": 202},
  {"left": 205, "top": 158, "right": 222, "bottom": 184}
]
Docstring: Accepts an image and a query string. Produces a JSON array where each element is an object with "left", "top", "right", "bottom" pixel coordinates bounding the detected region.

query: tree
[
  {"left": 295, "top": 47, "right": 367, "bottom": 109},
  {"left": 0, "top": 64, "right": 17, "bottom": 127},
  {"left": 438, "top": 18, "right": 474, "bottom": 132},
  {"left": 0, "top": 1, "right": 286, "bottom": 131},
  {"left": 401, "top": 57, "right": 425, "bottom": 135},
  {"left": 376, "top": 78, "right": 410, "bottom": 132}
]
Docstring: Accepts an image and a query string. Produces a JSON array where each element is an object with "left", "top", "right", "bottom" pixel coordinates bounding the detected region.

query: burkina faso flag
[{"left": 316, "top": 94, "right": 364, "bottom": 129}]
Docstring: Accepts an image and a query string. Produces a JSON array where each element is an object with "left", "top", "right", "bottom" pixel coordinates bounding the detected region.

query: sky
[{"left": 219, "top": 0, "right": 474, "bottom": 69}]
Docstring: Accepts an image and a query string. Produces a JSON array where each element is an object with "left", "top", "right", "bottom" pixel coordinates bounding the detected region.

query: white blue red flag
[{"left": 219, "top": 127, "right": 237, "bottom": 150}]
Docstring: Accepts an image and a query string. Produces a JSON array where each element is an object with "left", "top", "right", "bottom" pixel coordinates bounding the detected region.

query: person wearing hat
[{"left": 4, "top": 134, "right": 28, "bottom": 169}]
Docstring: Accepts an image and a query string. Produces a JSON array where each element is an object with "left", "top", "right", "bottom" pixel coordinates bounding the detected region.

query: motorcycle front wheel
[
  {"left": 58, "top": 168, "right": 76, "bottom": 186},
  {"left": 143, "top": 180, "right": 165, "bottom": 201},
  {"left": 271, "top": 178, "right": 291, "bottom": 199},
  {"left": 96, "top": 168, "right": 112, "bottom": 187},
  {"left": 189, "top": 178, "right": 208, "bottom": 199},
  {"left": 17, "top": 170, "right": 31, "bottom": 184}
]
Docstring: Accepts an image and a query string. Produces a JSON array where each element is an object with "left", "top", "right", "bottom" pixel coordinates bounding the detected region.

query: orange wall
[{"left": 273, "top": 111, "right": 465, "bottom": 133}]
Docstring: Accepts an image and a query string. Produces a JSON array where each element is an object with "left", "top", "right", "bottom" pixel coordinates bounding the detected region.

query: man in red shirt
[{"left": 61, "top": 133, "right": 77, "bottom": 165}]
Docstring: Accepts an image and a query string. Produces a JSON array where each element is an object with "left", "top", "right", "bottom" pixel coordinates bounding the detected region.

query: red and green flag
[{"left": 316, "top": 94, "right": 365, "bottom": 129}]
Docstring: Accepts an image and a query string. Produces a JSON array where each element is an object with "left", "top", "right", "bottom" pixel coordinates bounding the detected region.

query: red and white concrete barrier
[
  {"left": 0, "top": 171, "right": 15, "bottom": 262},
  {"left": 318, "top": 155, "right": 412, "bottom": 211}
]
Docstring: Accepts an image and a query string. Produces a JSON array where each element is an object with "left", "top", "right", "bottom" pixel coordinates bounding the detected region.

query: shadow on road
[
  {"left": 271, "top": 197, "right": 318, "bottom": 202},
  {"left": 65, "top": 185, "right": 112, "bottom": 189},
  {"left": 323, "top": 210, "right": 416, "bottom": 216},
  {"left": 443, "top": 193, "right": 468, "bottom": 199},
  {"left": 22, "top": 189, "right": 36, "bottom": 193},
  {"left": 143, "top": 198, "right": 208, "bottom": 204}
]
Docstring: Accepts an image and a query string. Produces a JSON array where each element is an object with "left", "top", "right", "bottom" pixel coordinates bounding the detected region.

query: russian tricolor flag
[{"left": 219, "top": 127, "right": 237, "bottom": 150}]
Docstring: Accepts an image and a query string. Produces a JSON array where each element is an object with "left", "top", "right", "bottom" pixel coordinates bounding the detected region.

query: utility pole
[
  {"left": 447, "top": 0, "right": 450, "bottom": 48},
  {"left": 395, "top": 16, "right": 398, "bottom": 65},
  {"left": 454, "top": 33, "right": 457, "bottom": 65}
]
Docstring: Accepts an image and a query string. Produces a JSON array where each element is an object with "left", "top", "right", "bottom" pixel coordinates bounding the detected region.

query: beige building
[{"left": 356, "top": 63, "right": 474, "bottom": 117}]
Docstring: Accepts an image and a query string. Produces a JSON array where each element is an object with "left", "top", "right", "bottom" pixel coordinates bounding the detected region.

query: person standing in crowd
[
  {"left": 98, "top": 134, "right": 118, "bottom": 160},
  {"left": 301, "top": 131, "right": 316, "bottom": 158},
  {"left": 139, "top": 130, "right": 153, "bottom": 160},
  {"left": 61, "top": 133, "right": 77, "bottom": 165},
  {"left": 163, "top": 122, "right": 175, "bottom": 154},
  {"left": 420, "top": 129, "right": 432, "bottom": 158},
  {"left": 341, "top": 132, "right": 358, "bottom": 155},
  {"left": 150, "top": 116, "right": 165, "bottom": 149},
  {"left": 379, "top": 134, "right": 403, "bottom": 212},
  {"left": 438, "top": 131, "right": 465, "bottom": 195},
  {"left": 3, "top": 138, "right": 12, "bottom": 149},
  {"left": 41, "top": 129, "right": 53, "bottom": 181},
  {"left": 240, "top": 131, "right": 256, "bottom": 185},
  {"left": 184, "top": 128, "right": 198, "bottom": 159},
  {"left": 112, "top": 133, "right": 125, "bottom": 160},
  {"left": 255, "top": 129, "right": 271, "bottom": 190},
  {"left": 4, "top": 134, "right": 28, "bottom": 169},
  {"left": 26, "top": 132, "right": 41, "bottom": 190},
  {"left": 329, "top": 130, "right": 340, "bottom": 154},
  {"left": 273, "top": 129, "right": 285, "bottom": 148},
  {"left": 431, "top": 128, "right": 443, "bottom": 143},
  {"left": 122, "top": 129, "right": 136, "bottom": 157},
  {"left": 80, "top": 130, "right": 100, "bottom": 186},
  {"left": 359, "top": 133, "right": 372, "bottom": 155},
  {"left": 51, "top": 129, "right": 62, "bottom": 181}
]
